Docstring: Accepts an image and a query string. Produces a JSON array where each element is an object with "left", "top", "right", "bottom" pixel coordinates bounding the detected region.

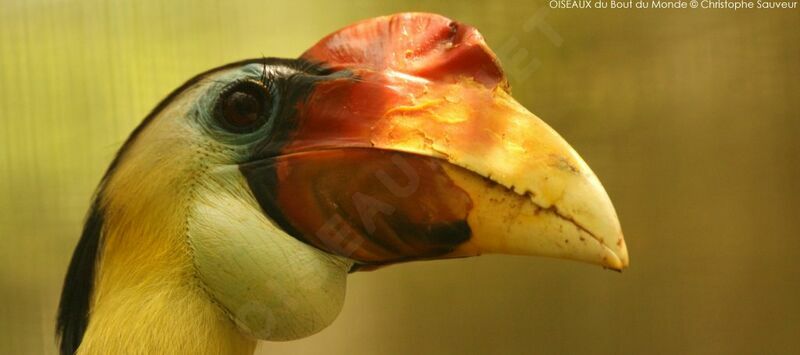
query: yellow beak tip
[{"left": 603, "top": 241, "right": 629, "bottom": 271}]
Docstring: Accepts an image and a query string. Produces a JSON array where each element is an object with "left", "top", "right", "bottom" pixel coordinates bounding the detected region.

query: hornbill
[{"left": 57, "top": 13, "right": 628, "bottom": 355}]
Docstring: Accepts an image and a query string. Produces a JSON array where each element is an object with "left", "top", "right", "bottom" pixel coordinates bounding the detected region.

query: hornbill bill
[{"left": 57, "top": 13, "right": 628, "bottom": 355}]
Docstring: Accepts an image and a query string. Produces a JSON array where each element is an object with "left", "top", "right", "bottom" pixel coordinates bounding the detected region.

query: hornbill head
[{"left": 58, "top": 12, "right": 627, "bottom": 351}]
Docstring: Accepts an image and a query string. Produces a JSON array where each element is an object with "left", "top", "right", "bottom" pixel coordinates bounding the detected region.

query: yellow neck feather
[
  {"left": 77, "top": 121, "right": 256, "bottom": 354},
  {"left": 78, "top": 273, "right": 256, "bottom": 355}
]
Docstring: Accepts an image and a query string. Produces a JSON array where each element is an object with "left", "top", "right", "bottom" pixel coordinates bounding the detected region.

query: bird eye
[{"left": 216, "top": 80, "right": 271, "bottom": 133}]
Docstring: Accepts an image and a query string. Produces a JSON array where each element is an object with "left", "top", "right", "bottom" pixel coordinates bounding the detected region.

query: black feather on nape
[{"left": 56, "top": 201, "right": 104, "bottom": 355}]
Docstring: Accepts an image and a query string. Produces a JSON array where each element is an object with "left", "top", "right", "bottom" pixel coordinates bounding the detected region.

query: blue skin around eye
[{"left": 191, "top": 64, "right": 281, "bottom": 147}]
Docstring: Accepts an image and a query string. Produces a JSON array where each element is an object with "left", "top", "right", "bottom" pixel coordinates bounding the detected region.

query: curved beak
[
  {"left": 242, "top": 72, "right": 627, "bottom": 271},
  {"left": 241, "top": 13, "right": 627, "bottom": 271},
  {"left": 394, "top": 82, "right": 628, "bottom": 270}
]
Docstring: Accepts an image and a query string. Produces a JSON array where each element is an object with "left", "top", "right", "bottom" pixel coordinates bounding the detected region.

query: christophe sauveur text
[{"left": 549, "top": 0, "right": 798, "bottom": 8}]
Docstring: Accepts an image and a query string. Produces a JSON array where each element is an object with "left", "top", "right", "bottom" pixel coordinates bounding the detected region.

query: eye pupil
[
  {"left": 225, "top": 91, "right": 260, "bottom": 126},
  {"left": 217, "top": 80, "right": 271, "bottom": 132}
]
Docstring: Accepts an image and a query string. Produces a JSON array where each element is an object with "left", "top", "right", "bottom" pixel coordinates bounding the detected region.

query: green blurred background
[{"left": 1, "top": 0, "right": 798, "bottom": 354}]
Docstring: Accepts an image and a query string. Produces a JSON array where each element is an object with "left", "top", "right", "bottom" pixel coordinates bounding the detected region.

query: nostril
[
  {"left": 444, "top": 22, "right": 460, "bottom": 48},
  {"left": 448, "top": 21, "right": 459, "bottom": 37}
]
